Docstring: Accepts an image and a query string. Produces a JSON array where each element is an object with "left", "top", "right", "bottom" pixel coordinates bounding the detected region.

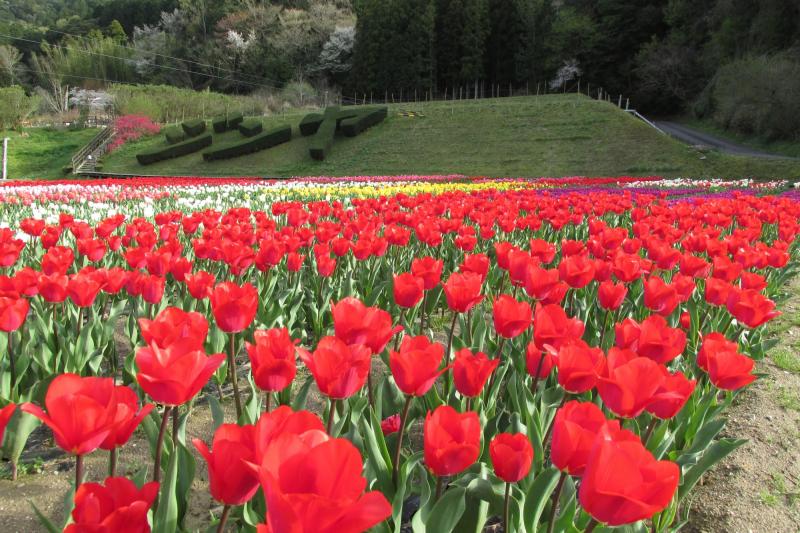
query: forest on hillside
[{"left": 0, "top": 0, "right": 798, "bottom": 139}]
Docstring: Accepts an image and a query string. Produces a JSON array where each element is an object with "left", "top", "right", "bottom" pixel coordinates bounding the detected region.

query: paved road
[{"left": 655, "top": 120, "right": 796, "bottom": 160}]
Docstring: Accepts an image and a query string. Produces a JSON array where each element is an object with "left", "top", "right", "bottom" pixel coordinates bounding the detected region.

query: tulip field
[{"left": 0, "top": 174, "right": 796, "bottom": 532}]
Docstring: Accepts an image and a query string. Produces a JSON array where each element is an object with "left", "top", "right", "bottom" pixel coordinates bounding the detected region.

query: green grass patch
[
  {"left": 2, "top": 128, "right": 99, "bottom": 179},
  {"left": 771, "top": 348, "right": 800, "bottom": 374},
  {"left": 99, "top": 94, "right": 800, "bottom": 178}
]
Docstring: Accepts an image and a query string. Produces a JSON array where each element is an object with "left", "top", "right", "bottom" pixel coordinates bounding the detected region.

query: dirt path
[
  {"left": 655, "top": 121, "right": 798, "bottom": 160},
  {"left": 687, "top": 277, "right": 800, "bottom": 532}
]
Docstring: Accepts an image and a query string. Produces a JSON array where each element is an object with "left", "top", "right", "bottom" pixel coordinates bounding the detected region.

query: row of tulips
[{"left": 0, "top": 181, "right": 796, "bottom": 533}]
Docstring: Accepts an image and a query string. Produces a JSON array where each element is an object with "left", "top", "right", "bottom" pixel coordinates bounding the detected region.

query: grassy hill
[
  {"left": 3, "top": 128, "right": 99, "bottom": 180},
  {"left": 96, "top": 94, "right": 800, "bottom": 179}
]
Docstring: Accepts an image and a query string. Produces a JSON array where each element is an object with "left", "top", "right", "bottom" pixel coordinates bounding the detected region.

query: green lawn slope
[
  {"left": 97, "top": 93, "right": 800, "bottom": 179},
  {"left": 3, "top": 128, "right": 99, "bottom": 180}
]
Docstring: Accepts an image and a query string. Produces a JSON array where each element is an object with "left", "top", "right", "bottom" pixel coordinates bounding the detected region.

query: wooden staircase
[{"left": 71, "top": 126, "right": 117, "bottom": 175}]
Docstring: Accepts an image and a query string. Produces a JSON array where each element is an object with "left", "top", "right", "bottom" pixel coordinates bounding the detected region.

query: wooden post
[
  {"left": 537, "top": 83, "right": 540, "bottom": 95},
  {"left": 526, "top": 82, "right": 529, "bottom": 95},
  {"left": 618, "top": 94, "right": 622, "bottom": 107},
  {"left": 444, "top": 87, "right": 448, "bottom": 100},
  {"left": 509, "top": 83, "right": 512, "bottom": 97},
  {"left": 2, "top": 137, "right": 8, "bottom": 180},
  {"left": 626, "top": 98, "right": 630, "bottom": 110}
]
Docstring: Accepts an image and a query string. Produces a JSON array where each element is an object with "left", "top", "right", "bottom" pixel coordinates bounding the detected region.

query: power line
[{"left": 0, "top": 31, "right": 284, "bottom": 92}]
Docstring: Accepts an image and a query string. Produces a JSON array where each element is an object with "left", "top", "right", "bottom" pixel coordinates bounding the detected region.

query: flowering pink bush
[{"left": 108, "top": 115, "right": 161, "bottom": 152}]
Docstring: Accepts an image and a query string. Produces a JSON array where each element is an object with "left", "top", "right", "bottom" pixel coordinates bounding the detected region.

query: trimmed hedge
[
  {"left": 227, "top": 112, "right": 244, "bottom": 129},
  {"left": 181, "top": 119, "right": 206, "bottom": 137},
  {"left": 164, "top": 126, "right": 185, "bottom": 144},
  {"left": 137, "top": 133, "right": 212, "bottom": 165},
  {"left": 299, "top": 113, "right": 324, "bottom": 136},
  {"left": 239, "top": 119, "right": 263, "bottom": 137},
  {"left": 309, "top": 107, "right": 342, "bottom": 161},
  {"left": 212, "top": 115, "right": 228, "bottom": 133},
  {"left": 340, "top": 107, "right": 388, "bottom": 137},
  {"left": 202, "top": 126, "right": 291, "bottom": 161}
]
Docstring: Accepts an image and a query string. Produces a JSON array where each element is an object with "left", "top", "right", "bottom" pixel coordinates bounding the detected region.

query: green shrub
[
  {"left": 136, "top": 133, "right": 212, "bottom": 165},
  {"left": 239, "top": 119, "right": 264, "bottom": 137},
  {"left": 227, "top": 112, "right": 244, "bottom": 129},
  {"left": 212, "top": 116, "right": 228, "bottom": 133},
  {"left": 340, "top": 107, "right": 388, "bottom": 137},
  {"left": 705, "top": 54, "right": 800, "bottom": 141},
  {"left": 309, "top": 107, "right": 342, "bottom": 161},
  {"left": 202, "top": 126, "right": 291, "bottom": 161},
  {"left": 164, "top": 126, "right": 185, "bottom": 144},
  {"left": 300, "top": 113, "right": 324, "bottom": 136},
  {"left": 181, "top": 119, "right": 206, "bottom": 137}
]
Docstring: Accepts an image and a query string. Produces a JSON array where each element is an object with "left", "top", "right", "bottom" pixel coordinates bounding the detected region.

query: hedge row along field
[
  {"left": 0, "top": 176, "right": 795, "bottom": 533},
  {"left": 135, "top": 106, "right": 388, "bottom": 166}
]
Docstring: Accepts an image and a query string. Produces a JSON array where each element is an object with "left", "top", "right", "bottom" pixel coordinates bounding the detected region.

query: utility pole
[{"left": 2, "top": 138, "right": 8, "bottom": 180}]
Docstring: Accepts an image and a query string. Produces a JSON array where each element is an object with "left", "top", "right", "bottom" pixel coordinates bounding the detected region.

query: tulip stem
[
  {"left": 75, "top": 454, "right": 84, "bottom": 489},
  {"left": 394, "top": 309, "right": 406, "bottom": 351},
  {"left": 420, "top": 292, "right": 427, "bottom": 332},
  {"left": 367, "top": 370, "right": 375, "bottom": 408},
  {"left": 599, "top": 309, "right": 610, "bottom": 348},
  {"left": 392, "top": 396, "right": 413, "bottom": 487},
  {"left": 7, "top": 332, "right": 15, "bottom": 393},
  {"left": 173, "top": 405, "right": 180, "bottom": 445},
  {"left": 530, "top": 352, "right": 546, "bottom": 396},
  {"left": 326, "top": 399, "right": 338, "bottom": 435},
  {"left": 265, "top": 392, "right": 272, "bottom": 413},
  {"left": 443, "top": 312, "right": 459, "bottom": 398},
  {"left": 585, "top": 519, "right": 599, "bottom": 533},
  {"left": 546, "top": 472, "right": 567, "bottom": 533},
  {"left": 109, "top": 448, "right": 118, "bottom": 477},
  {"left": 486, "top": 338, "right": 507, "bottom": 393},
  {"left": 503, "top": 482, "right": 511, "bottom": 533},
  {"left": 228, "top": 334, "right": 243, "bottom": 420},
  {"left": 153, "top": 406, "right": 172, "bottom": 483},
  {"left": 216, "top": 504, "right": 231, "bottom": 533},
  {"left": 435, "top": 475, "right": 445, "bottom": 501},
  {"left": 643, "top": 418, "right": 659, "bottom": 446}
]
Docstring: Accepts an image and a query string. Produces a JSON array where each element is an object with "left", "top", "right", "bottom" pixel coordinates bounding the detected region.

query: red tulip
[
  {"left": 389, "top": 336, "right": 448, "bottom": 396},
  {"left": 211, "top": 281, "right": 258, "bottom": 333},
  {"left": 64, "top": 476, "right": 159, "bottom": 533},
  {"left": 460, "top": 253, "right": 490, "bottom": 281},
  {"left": 139, "top": 307, "right": 208, "bottom": 351},
  {"left": 526, "top": 343, "right": 555, "bottom": 378},
  {"left": 617, "top": 315, "right": 686, "bottom": 365},
  {"left": 41, "top": 246, "right": 73, "bottom": 275},
  {"left": 286, "top": 252, "right": 304, "bottom": 272},
  {"left": 679, "top": 311, "right": 691, "bottom": 329},
  {"left": 643, "top": 277, "right": 680, "bottom": 316},
  {"left": 21, "top": 374, "right": 118, "bottom": 456},
  {"left": 493, "top": 294, "right": 532, "bottom": 338},
  {"left": 705, "top": 277, "right": 733, "bottom": 306},
  {"left": 558, "top": 254, "right": 595, "bottom": 288},
  {"left": 251, "top": 406, "right": 325, "bottom": 461},
  {"left": 298, "top": 336, "right": 372, "bottom": 399},
  {"left": 597, "top": 280, "right": 627, "bottom": 311},
  {"left": 578, "top": 425, "right": 679, "bottom": 526},
  {"left": 100, "top": 386, "right": 154, "bottom": 451},
  {"left": 696, "top": 332, "right": 738, "bottom": 371},
  {"left": 140, "top": 275, "right": 165, "bottom": 304},
  {"left": 0, "top": 296, "right": 29, "bottom": 332},
  {"left": 533, "top": 303, "right": 584, "bottom": 351},
  {"left": 596, "top": 348, "right": 664, "bottom": 418},
  {"left": 726, "top": 287, "right": 780, "bottom": 328},
  {"left": 331, "top": 297, "right": 402, "bottom": 354},
  {"left": 411, "top": 256, "right": 443, "bottom": 290},
  {"left": 424, "top": 405, "right": 481, "bottom": 476},
  {"left": 38, "top": 273, "right": 69, "bottom": 303},
  {"left": 443, "top": 271, "right": 484, "bottom": 313},
  {"left": 646, "top": 368, "right": 696, "bottom": 419},
  {"left": 393, "top": 273, "right": 424, "bottom": 308},
  {"left": 246, "top": 328, "right": 298, "bottom": 393},
  {"left": 706, "top": 348, "right": 756, "bottom": 390},
  {"left": 194, "top": 423, "right": 260, "bottom": 505},
  {"left": 258, "top": 434, "right": 391, "bottom": 533},
  {"left": 135, "top": 343, "right": 225, "bottom": 406},
  {"left": 453, "top": 348, "right": 499, "bottom": 397},
  {"left": 556, "top": 340, "right": 605, "bottom": 394},
  {"left": 0, "top": 403, "right": 15, "bottom": 444},
  {"left": 490, "top": 433, "right": 533, "bottom": 483},
  {"left": 551, "top": 400, "right": 610, "bottom": 476},
  {"left": 381, "top": 414, "right": 401, "bottom": 435},
  {"left": 67, "top": 273, "right": 102, "bottom": 308},
  {"left": 524, "top": 265, "right": 564, "bottom": 302},
  {"left": 184, "top": 270, "right": 216, "bottom": 300}
]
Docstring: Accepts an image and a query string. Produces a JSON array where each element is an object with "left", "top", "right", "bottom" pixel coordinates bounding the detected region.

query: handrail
[{"left": 71, "top": 126, "right": 116, "bottom": 173}]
